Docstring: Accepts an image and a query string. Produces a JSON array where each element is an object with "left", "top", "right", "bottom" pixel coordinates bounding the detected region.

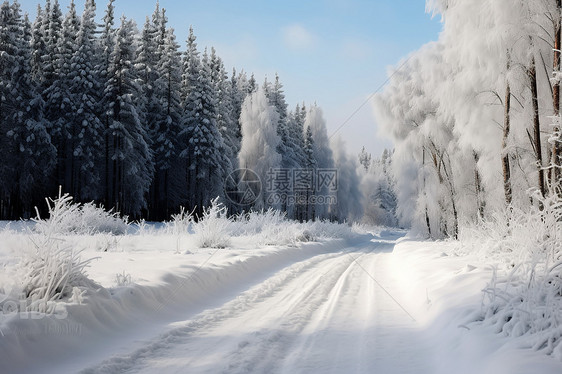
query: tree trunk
[
  {"left": 422, "top": 148, "right": 431, "bottom": 238},
  {"left": 552, "top": 0, "right": 562, "bottom": 192},
  {"left": 529, "top": 56, "right": 546, "bottom": 198},
  {"left": 474, "top": 151, "right": 485, "bottom": 218},
  {"left": 502, "top": 63, "right": 513, "bottom": 205}
]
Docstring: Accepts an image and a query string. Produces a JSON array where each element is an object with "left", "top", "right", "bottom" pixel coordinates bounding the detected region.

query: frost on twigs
[
  {"left": 193, "top": 197, "right": 232, "bottom": 249},
  {"left": 166, "top": 206, "right": 194, "bottom": 236},
  {"left": 470, "top": 191, "right": 562, "bottom": 359},
  {"left": 21, "top": 238, "right": 100, "bottom": 314},
  {"left": 33, "top": 188, "right": 129, "bottom": 236}
]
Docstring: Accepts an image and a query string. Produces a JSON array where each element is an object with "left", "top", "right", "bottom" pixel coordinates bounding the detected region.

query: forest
[
  {"left": 0, "top": 0, "right": 399, "bottom": 222},
  {"left": 374, "top": 0, "right": 562, "bottom": 238}
]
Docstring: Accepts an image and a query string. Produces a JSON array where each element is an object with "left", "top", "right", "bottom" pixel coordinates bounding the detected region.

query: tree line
[{"left": 0, "top": 0, "right": 362, "bottom": 222}]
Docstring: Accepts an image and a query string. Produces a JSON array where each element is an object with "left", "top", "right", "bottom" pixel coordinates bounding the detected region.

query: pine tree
[
  {"left": 98, "top": 0, "right": 116, "bottom": 206},
  {"left": 42, "top": 0, "right": 79, "bottom": 195},
  {"left": 247, "top": 73, "right": 257, "bottom": 94},
  {"left": 68, "top": 0, "right": 104, "bottom": 201},
  {"left": 358, "top": 146, "right": 372, "bottom": 171},
  {"left": 302, "top": 125, "right": 316, "bottom": 221},
  {"left": 304, "top": 105, "right": 335, "bottom": 220},
  {"left": 179, "top": 26, "right": 225, "bottom": 215},
  {"left": 209, "top": 48, "right": 237, "bottom": 177},
  {"left": 229, "top": 67, "right": 246, "bottom": 152},
  {"left": 105, "top": 16, "right": 154, "bottom": 216},
  {"left": 30, "top": 4, "right": 46, "bottom": 85},
  {"left": 42, "top": 0, "right": 62, "bottom": 92},
  {"left": 0, "top": 2, "right": 55, "bottom": 218},
  {"left": 152, "top": 13, "right": 183, "bottom": 218},
  {"left": 136, "top": 5, "right": 164, "bottom": 217}
]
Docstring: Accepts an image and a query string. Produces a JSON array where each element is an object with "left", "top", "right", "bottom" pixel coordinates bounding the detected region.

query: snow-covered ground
[{"left": 1, "top": 223, "right": 561, "bottom": 373}]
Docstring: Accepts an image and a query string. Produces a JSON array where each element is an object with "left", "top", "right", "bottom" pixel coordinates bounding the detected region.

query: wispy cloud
[{"left": 281, "top": 24, "right": 317, "bottom": 51}]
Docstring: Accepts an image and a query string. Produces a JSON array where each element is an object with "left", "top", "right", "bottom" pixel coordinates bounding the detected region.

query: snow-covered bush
[
  {"left": 231, "top": 209, "right": 308, "bottom": 246},
  {"left": 15, "top": 237, "right": 100, "bottom": 314},
  {"left": 193, "top": 198, "right": 232, "bottom": 248},
  {"left": 462, "top": 191, "right": 562, "bottom": 358},
  {"left": 230, "top": 208, "right": 356, "bottom": 246},
  {"left": 165, "top": 207, "right": 194, "bottom": 235},
  {"left": 115, "top": 271, "right": 133, "bottom": 287},
  {"left": 34, "top": 190, "right": 129, "bottom": 236}
]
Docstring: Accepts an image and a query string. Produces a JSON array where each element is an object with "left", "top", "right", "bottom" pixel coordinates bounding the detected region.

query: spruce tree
[
  {"left": 179, "top": 27, "right": 225, "bottom": 215},
  {"left": 153, "top": 14, "right": 183, "bottom": 218},
  {"left": 68, "top": 0, "right": 104, "bottom": 201},
  {"left": 0, "top": 2, "right": 55, "bottom": 218},
  {"left": 105, "top": 17, "right": 154, "bottom": 216}
]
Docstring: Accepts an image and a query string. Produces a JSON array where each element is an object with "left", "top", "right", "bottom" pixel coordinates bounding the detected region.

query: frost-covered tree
[
  {"left": 331, "top": 137, "right": 363, "bottom": 222},
  {"left": 359, "top": 149, "right": 397, "bottom": 227},
  {"left": 358, "top": 146, "right": 371, "bottom": 171},
  {"left": 238, "top": 88, "right": 282, "bottom": 211},
  {"left": 304, "top": 104, "right": 335, "bottom": 220},
  {"left": 374, "top": 0, "right": 562, "bottom": 237}
]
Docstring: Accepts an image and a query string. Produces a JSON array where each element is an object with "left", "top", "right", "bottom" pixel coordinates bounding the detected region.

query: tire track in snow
[{"left": 80, "top": 249, "right": 357, "bottom": 374}]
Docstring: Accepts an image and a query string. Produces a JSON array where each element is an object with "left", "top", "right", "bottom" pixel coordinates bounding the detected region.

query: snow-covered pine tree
[
  {"left": 136, "top": 4, "right": 164, "bottom": 218},
  {"left": 266, "top": 75, "right": 298, "bottom": 172},
  {"left": 330, "top": 137, "right": 363, "bottom": 222},
  {"left": 285, "top": 104, "right": 307, "bottom": 219},
  {"left": 208, "top": 48, "right": 242, "bottom": 212},
  {"left": 304, "top": 105, "right": 335, "bottom": 220},
  {"left": 104, "top": 16, "right": 154, "bottom": 216},
  {"left": 30, "top": 4, "right": 46, "bottom": 85},
  {"left": 43, "top": 0, "right": 79, "bottom": 195},
  {"left": 152, "top": 13, "right": 183, "bottom": 219},
  {"left": 137, "top": 9, "right": 162, "bottom": 149},
  {"left": 238, "top": 88, "right": 282, "bottom": 211},
  {"left": 42, "top": 0, "right": 62, "bottom": 91},
  {"left": 358, "top": 146, "right": 372, "bottom": 171},
  {"left": 302, "top": 125, "right": 316, "bottom": 221},
  {"left": 0, "top": 1, "right": 56, "bottom": 218},
  {"left": 247, "top": 73, "right": 257, "bottom": 94},
  {"left": 98, "top": 0, "right": 116, "bottom": 207},
  {"left": 209, "top": 49, "right": 238, "bottom": 173},
  {"left": 179, "top": 27, "right": 225, "bottom": 216},
  {"left": 67, "top": 0, "right": 104, "bottom": 201},
  {"left": 229, "top": 67, "right": 246, "bottom": 148}
]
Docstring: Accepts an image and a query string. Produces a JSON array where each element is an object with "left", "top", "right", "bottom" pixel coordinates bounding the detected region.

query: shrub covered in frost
[
  {"left": 193, "top": 198, "right": 232, "bottom": 248},
  {"left": 461, "top": 191, "right": 562, "bottom": 358},
  {"left": 165, "top": 206, "right": 194, "bottom": 235},
  {"left": 33, "top": 189, "right": 129, "bottom": 236},
  {"left": 20, "top": 238, "right": 100, "bottom": 313}
]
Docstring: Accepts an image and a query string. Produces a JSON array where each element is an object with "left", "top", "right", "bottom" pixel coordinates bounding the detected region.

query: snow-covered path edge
[
  {"left": 389, "top": 238, "right": 562, "bottom": 374},
  {"left": 0, "top": 237, "right": 361, "bottom": 374}
]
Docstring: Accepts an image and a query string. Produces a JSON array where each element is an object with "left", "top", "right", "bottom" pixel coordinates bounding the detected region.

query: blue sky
[{"left": 20, "top": 0, "right": 442, "bottom": 157}]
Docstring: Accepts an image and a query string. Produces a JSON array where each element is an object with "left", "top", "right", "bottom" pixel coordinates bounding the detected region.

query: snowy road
[{"left": 82, "top": 234, "right": 432, "bottom": 374}]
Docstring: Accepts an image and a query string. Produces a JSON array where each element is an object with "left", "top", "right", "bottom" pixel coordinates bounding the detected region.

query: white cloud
[{"left": 281, "top": 24, "right": 317, "bottom": 51}]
